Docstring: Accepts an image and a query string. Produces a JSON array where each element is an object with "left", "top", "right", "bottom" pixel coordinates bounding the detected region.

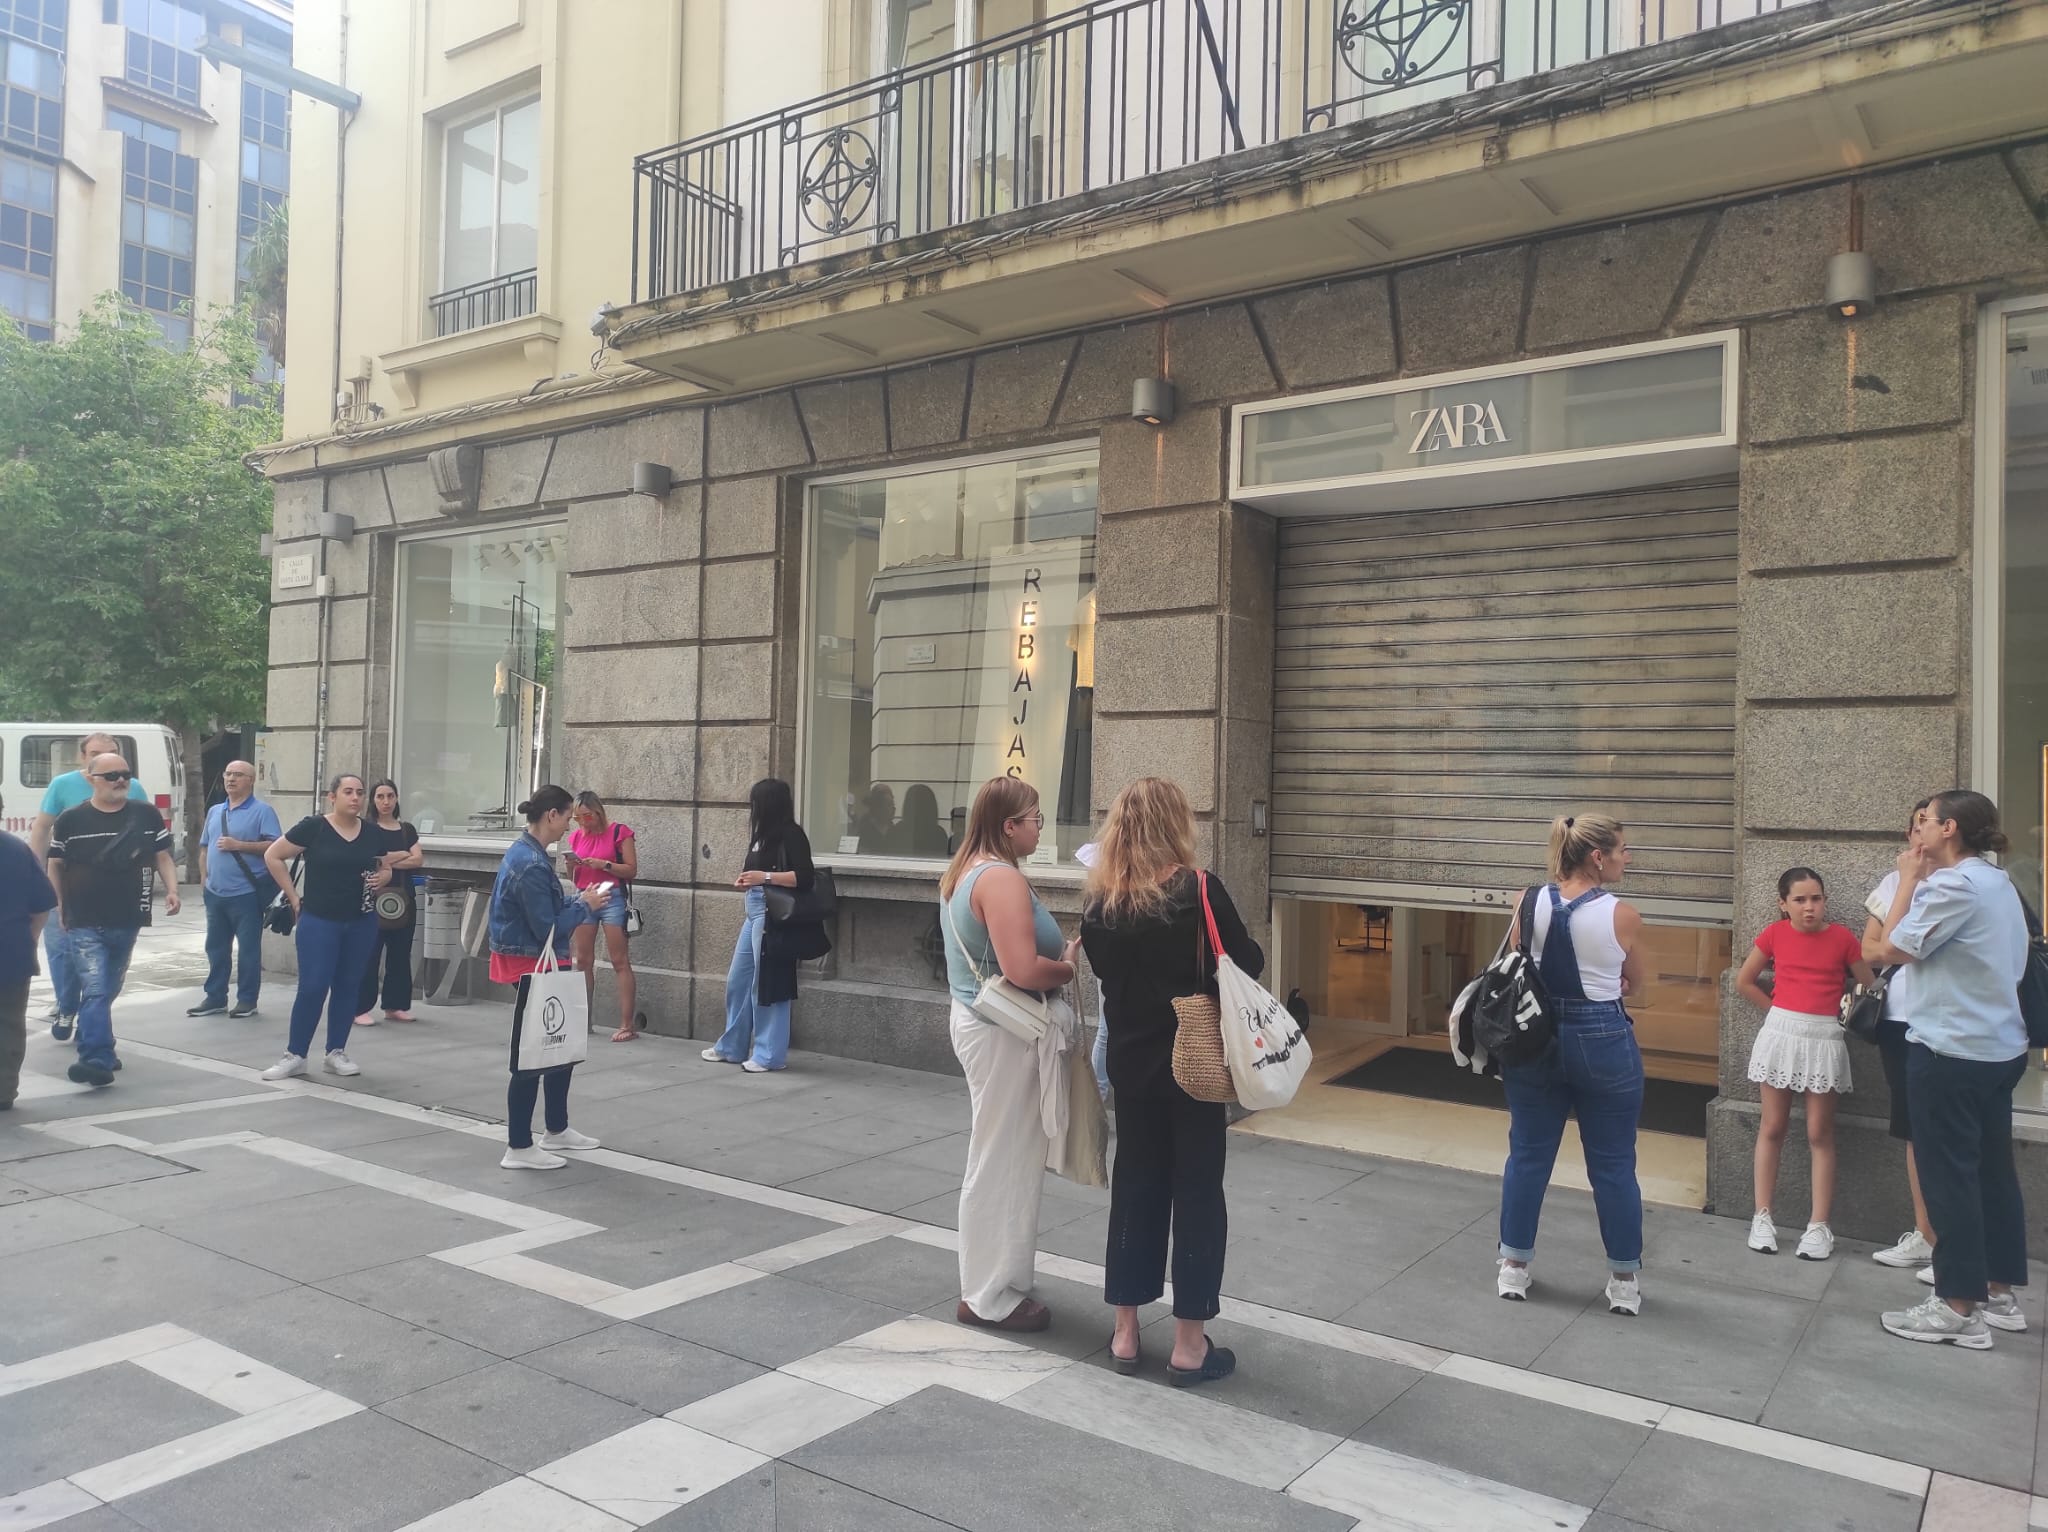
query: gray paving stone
[
  {"left": 1533, "top": 1265, "right": 1814, "bottom": 1421},
  {"left": 541, "top": 1201, "right": 834, "bottom": 1288},
  {"left": 663, "top": 1133, "right": 874, "bottom": 1187},
  {"left": 644, "top": 1462, "right": 958, "bottom": 1530},
  {"left": 896, "top": 1187, "right": 1102, "bottom": 1237},
  {"left": 0, "top": 1364, "right": 235, "bottom": 1493},
  {"left": 690, "top": 1092, "right": 874, "bottom": 1139},
  {"left": 109, "top": 1408, "right": 508, "bottom": 1532},
  {"left": 317, "top": 1255, "right": 614, "bottom": 1356},
  {"left": 0, "top": 1194, "right": 136, "bottom": 1254},
  {"left": 1759, "top": 1258, "right": 2040, "bottom": 1490},
  {"left": 339, "top": 1124, "right": 615, "bottom": 1200},
  {"left": 784, "top": 1112, "right": 956, "bottom": 1158},
  {"left": 873, "top": 1133, "right": 970, "bottom": 1176},
  {"left": 1352, "top": 1373, "right": 1651, "bottom": 1509},
  {"left": 106, "top": 1096, "right": 449, "bottom": 1151},
  {"left": 0, "top": 1227, "right": 295, "bottom": 1365},
  {"left": 783, "top": 1235, "right": 962, "bottom": 1314},
  {"left": 70, "top": 1145, "right": 342, "bottom": 1226},
  {"left": 922, "top": 1272, "right": 1144, "bottom": 1365},
  {"left": 0, "top": 1172, "right": 48, "bottom": 1205},
  {"left": 6, "top": 1068, "right": 255, "bottom": 1118},
  {"left": 1334, "top": 1227, "right": 1593, "bottom": 1364},
  {"left": 8, "top": 1147, "right": 187, "bottom": 1195},
  {"left": 0, "top": 1123, "right": 59, "bottom": 1161},
  {"left": 1309, "top": 1157, "right": 1503, "bottom": 1229},
  {"left": 1596, "top": 1432, "right": 1922, "bottom": 1532},
  {"left": 522, "top": 1171, "right": 730, "bottom": 1230},
  {"left": 156, "top": 1183, "right": 504, "bottom": 1283},
  {"left": 1127, "top": 1313, "right": 1427, "bottom": 1437},
  {"left": 42, "top": 1507, "right": 149, "bottom": 1531},
  {"left": 1226, "top": 1236, "right": 1420, "bottom": 1323},
  {"left": 1221, "top": 1146, "right": 1370, "bottom": 1205},
  {"left": 1038, "top": 1207, "right": 1111, "bottom": 1262},
  {"left": 185, "top": 1284, "right": 500, "bottom": 1406},
  {"left": 378, "top": 1359, "right": 652, "bottom": 1472},
  {"left": 636, "top": 1273, "right": 910, "bottom": 1368},
  {"left": 790, "top": 1388, "right": 1354, "bottom": 1532},
  {"left": 1581, "top": 1517, "right": 1661, "bottom": 1532},
  {"left": 782, "top": 1160, "right": 965, "bottom": 1214},
  {"left": 517, "top": 1322, "right": 764, "bottom": 1413}
]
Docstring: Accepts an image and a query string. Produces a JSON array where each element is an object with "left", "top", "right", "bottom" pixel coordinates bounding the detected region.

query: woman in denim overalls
[{"left": 1496, "top": 813, "right": 1649, "bottom": 1316}]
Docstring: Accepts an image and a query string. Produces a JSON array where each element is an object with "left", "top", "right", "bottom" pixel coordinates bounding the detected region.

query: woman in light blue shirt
[{"left": 1867, "top": 790, "right": 2031, "bottom": 1350}]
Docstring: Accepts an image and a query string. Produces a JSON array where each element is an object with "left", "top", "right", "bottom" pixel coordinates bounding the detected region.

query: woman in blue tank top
[
  {"left": 938, "top": 776, "right": 1078, "bottom": 1333},
  {"left": 1496, "top": 812, "right": 1649, "bottom": 1317}
]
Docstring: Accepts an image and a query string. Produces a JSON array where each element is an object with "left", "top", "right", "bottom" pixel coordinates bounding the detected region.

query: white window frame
[
  {"left": 438, "top": 93, "right": 540, "bottom": 294},
  {"left": 387, "top": 518, "right": 566, "bottom": 848},
  {"left": 1972, "top": 293, "right": 2048, "bottom": 815},
  {"left": 797, "top": 438, "right": 1098, "bottom": 881}
]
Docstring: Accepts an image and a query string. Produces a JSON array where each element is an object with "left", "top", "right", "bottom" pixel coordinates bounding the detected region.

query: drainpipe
[{"left": 315, "top": 0, "right": 352, "bottom": 803}]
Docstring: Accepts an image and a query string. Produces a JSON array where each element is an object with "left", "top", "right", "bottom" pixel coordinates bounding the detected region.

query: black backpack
[
  {"left": 1466, "top": 886, "right": 1559, "bottom": 1070},
  {"left": 2019, "top": 894, "right": 2048, "bottom": 1050}
]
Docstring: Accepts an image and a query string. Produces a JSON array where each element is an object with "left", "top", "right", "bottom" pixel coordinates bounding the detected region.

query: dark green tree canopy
[{"left": 0, "top": 300, "right": 276, "bottom": 745}]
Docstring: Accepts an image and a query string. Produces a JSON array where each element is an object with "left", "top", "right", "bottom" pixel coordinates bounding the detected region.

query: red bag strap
[{"left": 1194, "top": 870, "right": 1226, "bottom": 974}]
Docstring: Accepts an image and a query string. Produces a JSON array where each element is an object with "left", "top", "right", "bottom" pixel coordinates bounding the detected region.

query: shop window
[
  {"left": 1999, "top": 307, "right": 2048, "bottom": 929},
  {"left": 804, "top": 447, "right": 1097, "bottom": 864},
  {"left": 393, "top": 524, "right": 566, "bottom": 837}
]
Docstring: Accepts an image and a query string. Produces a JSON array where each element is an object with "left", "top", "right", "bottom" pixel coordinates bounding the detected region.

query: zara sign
[{"left": 1408, "top": 400, "right": 1511, "bottom": 455}]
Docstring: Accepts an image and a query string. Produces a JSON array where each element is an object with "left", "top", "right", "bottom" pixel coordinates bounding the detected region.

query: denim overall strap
[{"left": 1537, "top": 884, "right": 1607, "bottom": 1003}]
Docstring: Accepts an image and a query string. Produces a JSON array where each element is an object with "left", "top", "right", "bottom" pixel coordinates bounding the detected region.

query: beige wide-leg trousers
[{"left": 950, "top": 999, "right": 1050, "bottom": 1320}]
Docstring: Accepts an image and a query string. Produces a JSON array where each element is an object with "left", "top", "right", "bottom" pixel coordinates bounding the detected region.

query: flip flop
[
  {"left": 1109, "top": 1337, "right": 1140, "bottom": 1376},
  {"left": 1166, "top": 1338, "right": 1236, "bottom": 1389},
  {"left": 610, "top": 1028, "right": 639, "bottom": 1042}
]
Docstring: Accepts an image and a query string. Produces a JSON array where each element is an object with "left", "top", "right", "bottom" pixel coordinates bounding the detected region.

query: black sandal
[
  {"left": 1109, "top": 1337, "right": 1140, "bottom": 1376},
  {"left": 1166, "top": 1338, "right": 1236, "bottom": 1389}
]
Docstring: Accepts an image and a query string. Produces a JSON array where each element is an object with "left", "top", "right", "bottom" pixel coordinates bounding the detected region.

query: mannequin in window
[
  {"left": 891, "top": 784, "right": 952, "bottom": 858},
  {"left": 853, "top": 783, "right": 897, "bottom": 853}
]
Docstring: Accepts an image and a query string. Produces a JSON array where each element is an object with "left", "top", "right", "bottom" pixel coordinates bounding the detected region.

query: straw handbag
[{"left": 1171, "top": 873, "right": 1237, "bottom": 1104}]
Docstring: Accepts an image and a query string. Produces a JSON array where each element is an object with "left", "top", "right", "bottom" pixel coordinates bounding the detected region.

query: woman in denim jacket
[{"left": 490, "top": 785, "right": 610, "bottom": 1169}]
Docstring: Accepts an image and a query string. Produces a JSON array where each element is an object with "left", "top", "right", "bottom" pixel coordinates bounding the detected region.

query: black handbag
[
  {"left": 1462, "top": 885, "right": 1558, "bottom": 1071},
  {"left": 1839, "top": 968, "right": 1892, "bottom": 1045},
  {"left": 2019, "top": 894, "right": 2048, "bottom": 1050},
  {"left": 765, "top": 868, "right": 837, "bottom": 925},
  {"left": 263, "top": 856, "right": 302, "bottom": 935}
]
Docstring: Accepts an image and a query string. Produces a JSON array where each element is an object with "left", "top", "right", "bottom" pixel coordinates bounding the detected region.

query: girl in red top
[{"left": 1736, "top": 867, "right": 1877, "bottom": 1260}]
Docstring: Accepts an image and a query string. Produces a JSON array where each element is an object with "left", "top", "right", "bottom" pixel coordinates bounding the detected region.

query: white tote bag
[
  {"left": 510, "top": 944, "right": 590, "bottom": 1073},
  {"left": 1193, "top": 875, "right": 1312, "bottom": 1112}
]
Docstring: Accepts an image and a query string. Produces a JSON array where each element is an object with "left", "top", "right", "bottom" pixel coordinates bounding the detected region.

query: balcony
[
  {"left": 429, "top": 268, "right": 539, "bottom": 338},
  {"left": 610, "top": 0, "right": 2048, "bottom": 388}
]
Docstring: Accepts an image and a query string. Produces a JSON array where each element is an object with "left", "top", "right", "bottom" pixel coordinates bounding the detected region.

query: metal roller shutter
[{"left": 1270, "top": 483, "right": 1737, "bottom": 921}]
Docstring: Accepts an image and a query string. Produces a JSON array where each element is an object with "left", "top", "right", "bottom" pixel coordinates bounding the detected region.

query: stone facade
[{"left": 269, "top": 144, "right": 2048, "bottom": 1243}]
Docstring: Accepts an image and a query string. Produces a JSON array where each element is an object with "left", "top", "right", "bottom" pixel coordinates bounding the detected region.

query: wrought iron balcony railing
[
  {"left": 428, "top": 267, "right": 539, "bottom": 339},
  {"left": 631, "top": 0, "right": 1816, "bottom": 303}
]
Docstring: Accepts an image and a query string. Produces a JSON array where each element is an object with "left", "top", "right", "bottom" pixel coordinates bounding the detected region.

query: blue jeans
[
  {"left": 287, "top": 913, "right": 379, "bottom": 1059},
  {"left": 1499, "top": 998, "right": 1645, "bottom": 1272},
  {"left": 203, "top": 888, "right": 271, "bottom": 1007},
  {"left": 44, "top": 922, "right": 78, "bottom": 1016},
  {"left": 712, "top": 887, "right": 789, "bottom": 1068},
  {"left": 71, "top": 926, "right": 139, "bottom": 1071}
]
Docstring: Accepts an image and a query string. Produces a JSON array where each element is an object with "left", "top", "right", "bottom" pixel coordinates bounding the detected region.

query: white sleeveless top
[{"left": 1528, "top": 888, "right": 1626, "bottom": 1002}]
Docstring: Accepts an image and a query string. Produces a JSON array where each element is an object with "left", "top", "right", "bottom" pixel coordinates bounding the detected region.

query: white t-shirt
[{"left": 1865, "top": 872, "right": 1913, "bottom": 1022}]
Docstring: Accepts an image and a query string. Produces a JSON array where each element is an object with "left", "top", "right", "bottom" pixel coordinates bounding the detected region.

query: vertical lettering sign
[
  {"left": 972, "top": 546, "right": 1083, "bottom": 823},
  {"left": 1007, "top": 566, "right": 1040, "bottom": 780}
]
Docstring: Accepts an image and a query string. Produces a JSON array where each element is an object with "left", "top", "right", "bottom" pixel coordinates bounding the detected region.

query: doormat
[{"left": 1326, "top": 1047, "right": 1714, "bottom": 1139}]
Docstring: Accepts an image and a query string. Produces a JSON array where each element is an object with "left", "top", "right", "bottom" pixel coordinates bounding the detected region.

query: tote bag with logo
[{"left": 509, "top": 945, "right": 590, "bottom": 1073}]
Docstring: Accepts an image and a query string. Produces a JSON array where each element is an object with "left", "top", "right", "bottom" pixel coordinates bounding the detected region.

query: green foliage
[
  {"left": 244, "top": 199, "right": 288, "bottom": 366},
  {"left": 0, "top": 299, "right": 278, "bottom": 738}
]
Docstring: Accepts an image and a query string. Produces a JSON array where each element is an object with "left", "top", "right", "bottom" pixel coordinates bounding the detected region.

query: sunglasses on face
[{"left": 92, "top": 771, "right": 133, "bottom": 783}]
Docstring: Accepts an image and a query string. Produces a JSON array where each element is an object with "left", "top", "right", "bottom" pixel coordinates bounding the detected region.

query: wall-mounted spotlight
[
  {"left": 258, "top": 532, "right": 273, "bottom": 557},
  {"left": 1132, "top": 377, "right": 1175, "bottom": 427},
  {"left": 632, "top": 461, "right": 673, "bottom": 498},
  {"left": 1825, "top": 251, "right": 1875, "bottom": 321},
  {"left": 316, "top": 510, "right": 356, "bottom": 542}
]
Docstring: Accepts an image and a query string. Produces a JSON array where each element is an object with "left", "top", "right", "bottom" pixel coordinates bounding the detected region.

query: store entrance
[{"left": 1251, "top": 897, "right": 1729, "bottom": 1206}]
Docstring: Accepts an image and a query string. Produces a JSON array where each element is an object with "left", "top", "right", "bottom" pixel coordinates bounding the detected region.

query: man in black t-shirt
[{"left": 47, "top": 753, "right": 180, "bottom": 1087}]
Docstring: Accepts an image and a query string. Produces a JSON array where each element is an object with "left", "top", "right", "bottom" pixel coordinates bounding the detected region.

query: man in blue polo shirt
[
  {"left": 1, "top": 792, "right": 59, "bottom": 1109},
  {"left": 28, "top": 733, "right": 147, "bottom": 1042},
  {"left": 190, "top": 760, "right": 281, "bottom": 1018}
]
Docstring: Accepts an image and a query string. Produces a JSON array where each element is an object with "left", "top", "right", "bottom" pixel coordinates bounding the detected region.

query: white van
[{"left": 0, "top": 723, "right": 186, "bottom": 855}]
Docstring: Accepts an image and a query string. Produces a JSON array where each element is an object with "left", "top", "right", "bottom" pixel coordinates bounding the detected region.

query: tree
[
  {"left": 0, "top": 300, "right": 279, "bottom": 876},
  {"left": 244, "top": 199, "right": 288, "bottom": 367}
]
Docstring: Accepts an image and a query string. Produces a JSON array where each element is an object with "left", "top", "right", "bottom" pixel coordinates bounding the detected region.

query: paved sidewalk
[{"left": 3, "top": 977, "right": 2044, "bottom": 1531}]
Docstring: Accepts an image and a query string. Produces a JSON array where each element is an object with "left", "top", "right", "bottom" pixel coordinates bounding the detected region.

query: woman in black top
[
  {"left": 1081, "top": 777, "right": 1263, "bottom": 1388},
  {"left": 354, "top": 779, "right": 424, "bottom": 1027},
  {"left": 260, "top": 773, "right": 391, "bottom": 1080},
  {"left": 703, "top": 779, "right": 829, "bottom": 1072}
]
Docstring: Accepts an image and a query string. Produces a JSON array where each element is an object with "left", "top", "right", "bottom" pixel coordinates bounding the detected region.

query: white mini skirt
[{"left": 1746, "top": 1006, "right": 1852, "bottom": 1094}]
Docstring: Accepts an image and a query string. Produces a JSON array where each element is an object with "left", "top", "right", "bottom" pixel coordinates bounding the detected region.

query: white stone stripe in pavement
[
  {"left": 1660, "top": 1407, "right": 1931, "bottom": 1500},
  {"left": 0, "top": 1478, "right": 101, "bottom": 1531},
  {"left": 1288, "top": 1439, "right": 1592, "bottom": 1531},
  {"left": 1919, "top": 1472, "right": 2034, "bottom": 1531},
  {"left": 132, "top": 1337, "right": 323, "bottom": 1415},
  {"left": 783, "top": 1317, "right": 1069, "bottom": 1404},
  {"left": 392, "top": 1477, "right": 635, "bottom": 1532},
  {"left": 0, "top": 1323, "right": 190, "bottom": 1399},
  {"left": 587, "top": 1261, "right": 765, "bottom": 1320},
  {"left": 431, "top": 1223, "right": 608, "bottom": 1267},
  {"left": 669, "top": 1370, "right": 882, "bottom": 1459},
  {"left": 466, "top": 1252, "right": 630, "bottom": 1306},
  {"left": 1432, "top": 1354, "right": 1666, "bottom": 1429},
  {"left": 68, "top": 1389, "right": 363, "bottom": 1502},
  {"left": 527, "top": 1418, "right": 767, "bottom": 1526},
  {"left": 2031, "top": 1491, "right": 2048, "bottom": 1530}
]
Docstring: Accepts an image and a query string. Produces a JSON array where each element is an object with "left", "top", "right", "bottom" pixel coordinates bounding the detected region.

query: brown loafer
[{"left": 956, "top": 1298, "right": 1052, "bottom": 1333}]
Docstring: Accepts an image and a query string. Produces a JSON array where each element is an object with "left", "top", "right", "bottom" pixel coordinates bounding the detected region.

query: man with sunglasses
[
  {"left": 28, "top": 732, "right": 147, "bottom": 1042},
  {"left": 45, "top": 753, "right": 179, "bottom": 1088}
]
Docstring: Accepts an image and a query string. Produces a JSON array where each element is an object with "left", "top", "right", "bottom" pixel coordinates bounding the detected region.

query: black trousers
[
  {"left": 1105, "top": 1089, "right": 1228, "bottom": 1320},
  {"left": 1907, "top": 1043, "right": 2028, "bottom": 1303},
  {"left": 507, "top": 1065, "right": 573, "bottom": 1149},
  {"left": 357, "top": 922, "right": 415, "bottom": 1015}
]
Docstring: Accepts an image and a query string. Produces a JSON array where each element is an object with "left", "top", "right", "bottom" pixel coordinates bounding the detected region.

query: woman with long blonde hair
[
  {"left": 1081, "top": 777, "right": 1263, "bottom": 1387},
  {"left": 939, "top": 776, "right": 1079, "bottom": 1333}
]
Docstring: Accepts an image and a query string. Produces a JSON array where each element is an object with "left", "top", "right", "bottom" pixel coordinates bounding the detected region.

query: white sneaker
[
  {"left": 538, "top": 1128, "right": 600, "bottom": 1151},
  {"left": 1497, "top": 1262, "right": 1531, "bottom": 1301},
  {"left": 260, "top": 1054, "right": 306, "bottom": 1081},
  {"left": 501, "top": 1145, "right": 567, "bottom": 1170},
  {"left": 1882, "top": 1293, "right": 1992, "bottom": 1349},
  {"left": 1916, "top": 1264, "right": 1935, "bottom": 1286},
  {"left": 1979, "top": 1292, "right": 2028, "bottom": 1332},
  {"left": 701, "top": 1047, "right": 737, "bottom": 1063},
  {"left": 1747, "top": 1209, "right": 1778, "bottom": 1253},
  {"left": 1873, "top": 1229, "right": 1934, "bottom": 1268},
  {"left": 1605, "top": 1275, "right": 1643, "bottom": 1316},
  {"left": 324, "top": 1051, "right": 360, "bottom": 1077},
  {"left": 741, "top": 1060, "right": 773, "bottom": 1073},
  {"left": 1795, "top": 1222, "right": 1834, "bottom": 1262}
]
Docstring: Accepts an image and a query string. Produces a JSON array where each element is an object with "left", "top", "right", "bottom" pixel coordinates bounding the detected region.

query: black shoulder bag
[
  {"left": 2019, "top": 893, "right": 2048, "bottom": 1050},
  {"left": 1463, "top": 885, "right": 1559, "bottom": 1071}
]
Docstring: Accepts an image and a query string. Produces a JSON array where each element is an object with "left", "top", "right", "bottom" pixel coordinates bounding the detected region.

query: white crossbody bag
[{"left": 940, "top": 880, "right": 1053, "bottom": 1045}]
